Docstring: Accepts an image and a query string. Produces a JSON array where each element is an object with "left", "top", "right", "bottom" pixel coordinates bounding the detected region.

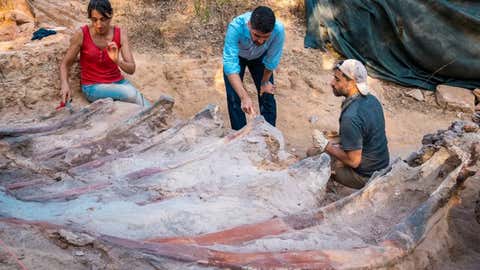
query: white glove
[{"left": 312, "top": 129, "right": 329, "bottom": 152}]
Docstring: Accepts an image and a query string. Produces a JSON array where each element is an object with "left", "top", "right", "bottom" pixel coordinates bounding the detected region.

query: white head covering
[{"left": 337, "top": 59, "right": 369, "bottom": 95}]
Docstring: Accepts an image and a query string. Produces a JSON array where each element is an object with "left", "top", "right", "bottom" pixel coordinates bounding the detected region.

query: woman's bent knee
[{"left": 82, "top": 81, "right": 149, "bottom": 107}]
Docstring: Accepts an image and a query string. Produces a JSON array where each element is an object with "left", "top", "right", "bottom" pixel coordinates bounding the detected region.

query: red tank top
[{"left": 80, "top": 25, "right": 124, "bottom": 85}]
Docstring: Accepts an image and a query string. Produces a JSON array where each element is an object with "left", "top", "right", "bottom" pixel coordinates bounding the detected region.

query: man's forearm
[
  {"left": 227, "top": 74, "right": 248, "bottom": 99},
  {"left": 325, "top": 143, "right": 360, "bottom": 168}
]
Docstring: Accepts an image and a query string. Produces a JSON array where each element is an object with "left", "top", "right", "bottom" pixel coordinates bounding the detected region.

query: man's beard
[{"left": 332, "top": 87, "right": 344, "bottom": 97}]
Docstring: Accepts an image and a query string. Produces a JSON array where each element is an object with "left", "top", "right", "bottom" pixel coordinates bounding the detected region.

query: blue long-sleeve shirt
[{"left": 223, "top": 12, "right": 285, "bottom": 75}]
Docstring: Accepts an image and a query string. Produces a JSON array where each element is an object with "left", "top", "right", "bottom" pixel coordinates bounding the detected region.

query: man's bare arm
[
  {"left": 325, "top": 143, "right": 362, "bottom": 168},
  {"left": 260, "top": 69, "right": 275, "bottom": 95}
]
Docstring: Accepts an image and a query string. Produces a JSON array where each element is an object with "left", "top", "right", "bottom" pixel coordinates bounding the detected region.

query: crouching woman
[{"left": 59, "top": 0, "right": 150, "bottom": 107}]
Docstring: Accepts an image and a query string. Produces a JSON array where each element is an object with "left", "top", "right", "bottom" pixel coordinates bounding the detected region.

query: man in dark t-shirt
[{"left": 312, "top": 59, "right": 389, "bottom": 189}]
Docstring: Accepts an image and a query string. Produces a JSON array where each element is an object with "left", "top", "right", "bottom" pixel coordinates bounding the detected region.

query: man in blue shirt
[
  {"left": 223, "top": 6, "right": 285, "bottom": 130},
  {"left": 312, "top": 59, "right": 390, "bottom": 189}
]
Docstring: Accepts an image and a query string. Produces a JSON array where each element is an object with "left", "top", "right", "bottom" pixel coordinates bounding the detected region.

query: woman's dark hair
[
  {"left": 88, "top": 0, "right": 113, "bottom": 19},
  {"left": 250, "top": 6, "right": 276, "bottom": 34}
]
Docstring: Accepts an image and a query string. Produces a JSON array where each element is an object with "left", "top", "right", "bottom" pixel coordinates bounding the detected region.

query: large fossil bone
[{"left": 1, "top": 99, "right": 479, "bottom": 269}]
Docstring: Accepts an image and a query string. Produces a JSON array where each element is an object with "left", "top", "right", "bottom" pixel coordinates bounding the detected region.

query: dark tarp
[{"left": 305, "top": 0, "right": 480, "bottom": 90}]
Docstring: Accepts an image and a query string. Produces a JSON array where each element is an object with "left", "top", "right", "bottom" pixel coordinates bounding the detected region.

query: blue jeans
[
  {"left": 81, "top": 79, "right": 151, "bottom": 107},
  {"left": 224, "top": 57, "right": 276, "bottom": 130}
]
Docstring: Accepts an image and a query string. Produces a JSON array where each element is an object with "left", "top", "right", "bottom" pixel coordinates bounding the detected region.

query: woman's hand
[
  {"left": 106, "top": 41, "right": 119, "bottom": 64},
  {"left": 60, "top": 83, "right": 71, "bottom": 103}
]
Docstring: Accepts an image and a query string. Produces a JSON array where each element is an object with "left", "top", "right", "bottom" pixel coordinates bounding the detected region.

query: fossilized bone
[
  {"left": 19, "top": 182, "right": 111, "bottom": 202},
  {"left": 35, "top": 96, "right": 174, "bottom": 170},
  {"left": 133, "top": 122, "right": 479, "bottom": 269},
  {"left": 0, "top": 104, "right": 330, "bottom": 239},
  {"left": 123, "top": 116, "right": 258, "bottom": 182},
  {"left": 70, "top": 103, "right": 220, "bottom": 176},
  {"left": 0, "top": 98, "right": 115, "bottom": 138},
  {"left": 1, "top": 100, "right": 479, "bottom": 270},
  {"left": 108, "top": 151, "right": 466, "bottom": 269},
  {"left": 36, "top": 96, "right": 173, "bottom": 160},
  {"left": 1, "top": 97, "right": 175, "bottom": 187}
]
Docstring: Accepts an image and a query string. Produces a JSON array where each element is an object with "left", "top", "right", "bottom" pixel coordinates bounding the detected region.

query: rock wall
[
  {"left": 0, "top": 0, "right": 35, "bottom": 41},
  {"left": 0, "top": 0, "right": 87, "bottom": 115},
  {"left": 0, "top": 34, "right": 80, "bottom": 112}
]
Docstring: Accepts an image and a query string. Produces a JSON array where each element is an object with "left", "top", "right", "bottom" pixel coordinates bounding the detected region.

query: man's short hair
[
  {"left": 88, "top": 0, "right": 113, "bottom": 19},
  {"left": 250, "top": 6, "right": 276, "bottom": 34}
]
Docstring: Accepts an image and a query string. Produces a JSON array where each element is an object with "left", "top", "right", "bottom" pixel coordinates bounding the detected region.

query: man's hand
[
  {"left": 260, "top": 81, "right": 276, "bottom": 96},
  {"left": 312, "top": 129, "right": 329, "bottom": 152},
  {"left": 60, "top": 83, "right": 71, "bottom": 103},
  {"left": 241, "top": 95, "right": 256, "bottom": 116},
  {"left": 106, "top": 41, "right": 119, "bottom": 64}
]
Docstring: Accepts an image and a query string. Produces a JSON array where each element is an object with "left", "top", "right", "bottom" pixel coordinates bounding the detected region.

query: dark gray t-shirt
[{"left": 340, "top": 94, "right": 389, "bottom": 176}]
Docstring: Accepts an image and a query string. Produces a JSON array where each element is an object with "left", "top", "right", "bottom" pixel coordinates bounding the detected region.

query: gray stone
[
  {"left": 405, "top": 89, "right": 424, "bottom": 101},
  {"left": 309, "top": 115, "right": 319, "bottom": 124},
  {"left": 59, "top": 230, "right": 95, "bottom": 247},
  {"left": 435, "top": 85, "right": 475, "bottom": 113},
  {"left": 74, "top": 251, "right": 85, "bottom": 256},
  {"left": 424, "top": 91, "right": 435, "bottom": 97}
]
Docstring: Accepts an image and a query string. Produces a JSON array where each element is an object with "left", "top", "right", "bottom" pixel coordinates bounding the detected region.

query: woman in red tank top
[{"left": 59, "top": 0, "right": 150, "bottom": 107}]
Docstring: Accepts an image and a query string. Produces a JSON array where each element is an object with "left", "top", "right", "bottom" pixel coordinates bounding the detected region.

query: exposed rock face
[
  {"left": 0, "top": 0, "right": 86, "bottom": 114},
  {"left": 0, "top": 0, "right": 35, "bottom": 41},
  {"left": 436, "top": 85, "right": 476, "bottom": 112},
  {"left": 0, "top": 34, "right": 79, "bottom": 111}
]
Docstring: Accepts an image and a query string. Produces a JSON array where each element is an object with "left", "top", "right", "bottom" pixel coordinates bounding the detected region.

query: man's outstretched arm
[{"left": 223, "top": 22, "right": 256, "bottom": 115}]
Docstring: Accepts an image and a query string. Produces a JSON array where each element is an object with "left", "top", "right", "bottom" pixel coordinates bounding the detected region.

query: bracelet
[{"left": 261, "top": 81, "right": 271, "bottom": 86}]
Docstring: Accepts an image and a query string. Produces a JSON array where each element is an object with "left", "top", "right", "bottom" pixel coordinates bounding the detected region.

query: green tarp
[{"left": 305, "top": 0, "right": 480, "bottom": 90}]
